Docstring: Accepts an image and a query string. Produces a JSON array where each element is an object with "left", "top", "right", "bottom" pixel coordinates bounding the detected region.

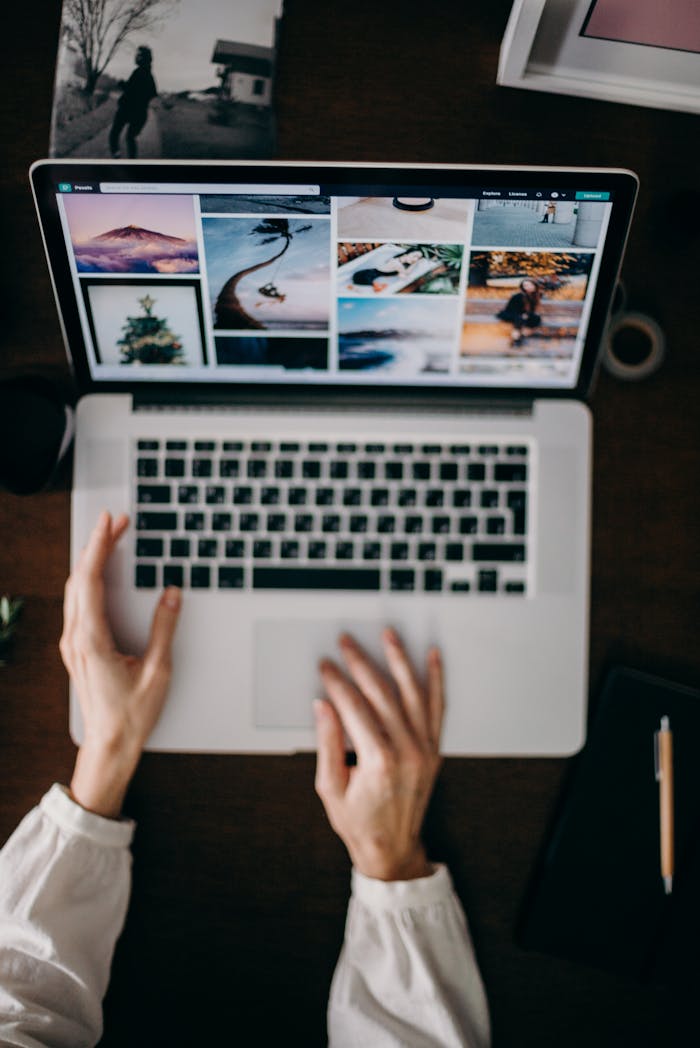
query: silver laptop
[{"left": 31, "top": 160, "right": 637, "bottom": 755}]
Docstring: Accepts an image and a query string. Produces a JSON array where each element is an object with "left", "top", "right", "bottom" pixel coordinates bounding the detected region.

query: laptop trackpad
[{"left": 254, "top": 619, "right": 397, "bottom": 729}]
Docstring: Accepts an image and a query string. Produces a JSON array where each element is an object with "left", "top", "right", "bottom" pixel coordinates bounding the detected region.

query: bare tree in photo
[{"left": 63, "top": 0, "right": 179, "bottom": 98}]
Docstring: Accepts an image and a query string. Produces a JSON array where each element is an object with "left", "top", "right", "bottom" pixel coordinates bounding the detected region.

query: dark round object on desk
[
  {"left": 392, "top": 197, "right": 435, "bottom": 211},
  {"left": 602, "top": 311, "right": 666, "bottom": 382},
  {"left": 0, "top": 376, "right": 74, "bottom": 494}
]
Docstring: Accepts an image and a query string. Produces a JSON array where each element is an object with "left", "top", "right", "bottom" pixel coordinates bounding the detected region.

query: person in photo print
[
  {"left": 0, "top": 513, "right": 490, "bottom": 1047},
  {"left": 540, "top": 201, "right": 557, "bottom": 224},
  {"left": 109, "top": 45, "right": 157, "bottom": 158},
  {"left": 496, "top": 278, "right": 542, "bottom": 344}
]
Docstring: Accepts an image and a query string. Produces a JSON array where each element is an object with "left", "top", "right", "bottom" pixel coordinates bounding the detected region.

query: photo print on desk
[{"left": 49, "top": 0, "right": 283, "bottom": 159}]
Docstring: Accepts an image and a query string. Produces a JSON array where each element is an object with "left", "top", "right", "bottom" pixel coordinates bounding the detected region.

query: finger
[
  {"left": 319, "top": 657, "right": 389, "bottom": 763},
  {"left": 80, "top": 510, "right": 116, "bottom": 581},
  {"left": 142, "top": 587, "right": 182, "bottom": 676},
  {"left": 382, "top": 628, "right": 430, "bottom": 740},
  {"left": 73, "top": 513, "right": 117, "bottom": 650},
  {"left": 109, "top": 513, "right": 130, "bottom": 546},
  {"left": 314, "top": 698, "right": 349, "bottom": 801},
  {"left": 338, "top": 633, "right": 414, "bottom": 746},
  {"left": 426, "top": 646, "right": 445, "bottom": 750}
]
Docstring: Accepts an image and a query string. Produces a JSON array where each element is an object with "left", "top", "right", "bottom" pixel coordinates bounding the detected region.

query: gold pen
[{"left": 654, "top": 716, "right": 674, "bottom": 895}]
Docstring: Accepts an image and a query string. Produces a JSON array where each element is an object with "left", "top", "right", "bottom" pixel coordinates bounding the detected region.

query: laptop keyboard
[{"left": 133, "top": 438, "right": 530, "bottom": 595}]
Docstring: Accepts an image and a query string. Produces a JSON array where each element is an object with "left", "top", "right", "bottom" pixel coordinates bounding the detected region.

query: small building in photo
[{"left": 212, "top": 40, "right": 274, "bottom": 107}]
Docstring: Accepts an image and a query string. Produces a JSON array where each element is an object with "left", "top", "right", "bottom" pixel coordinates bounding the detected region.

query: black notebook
[{"left": 517, "top": 667, "right": 700, "bottom": 983}]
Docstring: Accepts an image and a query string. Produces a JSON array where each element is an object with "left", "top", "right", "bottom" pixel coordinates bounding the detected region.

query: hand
[
  {"left": 60, "top": 511, "right": 181, "bottom": 818},
  {"left": 314, "top": 628, "right": 444, "bottom": 881}
]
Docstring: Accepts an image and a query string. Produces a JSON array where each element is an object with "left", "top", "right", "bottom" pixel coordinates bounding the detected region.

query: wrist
[
  {"left": 351, "top": 842, "right": 432, "bottom": 882},
  {"left": 70, "top": 740, "right": 140, "bottom": 819}
]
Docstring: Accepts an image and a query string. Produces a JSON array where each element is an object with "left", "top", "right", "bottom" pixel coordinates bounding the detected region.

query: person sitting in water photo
[{"left": 351, "top": 248, "right": 424, "bottom": 292}]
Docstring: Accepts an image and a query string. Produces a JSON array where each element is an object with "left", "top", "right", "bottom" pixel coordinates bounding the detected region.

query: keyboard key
[
  {"left": 421, "top": 444, "right": 441, "bottom": 454},
  {"left": 391, "top": 542, "right": 409, "bottom": 561},
  {"left": 185, "top": 513, "right": 205, "bottom": 531},
  {"left": 195, "top": 440, "right": 216, "bottom": 451},
  {"left": 467, "top": 463, "right": 486, "bottom": 481},
  {"left": 478, "top": 569, "right": 498, "bottom": 592},
  {"left": 390, "top": 569, "right": 415, "bottom": 591},
  {"left": 137, "top": 512, "right": 177, "bottom": 531},
  {"left": 218, "top": 566, "right": 244, "bottom": 589},
  {"left": 279, "top": 442, "right": 299, "bottom": 452},
  {"left": 404, "top": 515, "right": 423, "bottom": 534},
  {"left": 135, "top": 563, "right": 157, "bottom": 588},
  {"left": 137, "top": 458, "right": 159, "bottom": 477},
  {"left": 136, "top": 538, "right": 163, "bottom": 557},
  {"left": 505, "top": 581, "right": 526, "bottom": 593},
  {"left": 452, "top": 490, "right": 471, "bottom": 508},
  {"left": 223, "top": 441, "right": 243, "bottom": 451},
  {"left": 251, "top": 441, "right": 271, "bottom": 452},
  {"left": 220, "top": 459, "right": 240, "bottom": 478},
  {"left": 506, "top": 445, "right": 528, "bottom": 456},
  {"left": 165, "top": 459, "right": 185, "bottom": 478},
  {"left": 377, "top": 515, "right": 396, "bottom": 534},
  {"left": 473, "top": 543, "right": 525, "bottom": 562},
  {"left": 478, "top": 445, "right": 499, "bottom": 455},
  {"left": 459, "top": 516, "right": 478, "bottom": 535},
  {"left": 275, "top": 460, "right": 294, "bottom": 479},
  {"left": 336, "top": 541, "right": 354, "bottom": 560},
  {"left": 363, "top": 541, "right": 381, "bottom": 560},
  {"left": 294, "top": 513, "right": 314, "bottom": 533},
  {"left": 192, "top": 458, "right": 213, "bottom": 477},
  {"left": 138, "top": 484, "right": 171, "bottom": 504},
  {"left": 343, "top": 488, "right": 363, "bottom": 506},
  {"left": 170, "top": 538, "right": 190, "bottom": 557},
  {"left": 322, "top": 514, "right": 341, "bottom": 533},
  {"left": 431, "top": 516, "right": 450, "bottom": 534},
  {"left": 308, "top": 540, "right": 327, "bottom": 560},
  {"left": 240, "top": 513, "right": 260, "bottom": 531},
  {"left": 337, "top": 442, "right": 356, "bottom": 453},
  {"left": 330, "top": 461, "right": 349, "bottom": 479},
  {"left": 205, "top": 486, "right": 225, "bottom": 504},
  {"left": 365, "top": 443, "right": 385, "bottom": 453},
  {"left": 247, "top": 459, "right": 267, "bottom": 478},
  {"left": 253, "top": 540, "right": 273, "bottom": 559},
  {"left": 225, "top": 539, "right": 246, "bottom": 558},
  {"left": 178, "top": 485, "right": 199, "bottom": 504},
  {"left": 451, "top": 580, "right": 471, "bottom": 592},
  {"left": 450, "top": 444, "right": 471, "bottom": 454},
  {"left": 393, "top": 443, "right": 413, "bottom": 454},
  {"left": 412, "top": 462, "right": 431, "bottom": 480},
  {"left": 385, "top": 462, "right": 403, "bottom": 480},
  {"left": 507, "top": 490, "right": 528, "bottom": 535},
  {"left": 495, "top": 462, "right": 528, "bottom": 482},
  {"left": 480, "top": 490, "right": 499, "bottom": 508},
  {"left": 261, "top": 486, "right": 281, "bottom": 505},
  {"left": 267, "top": 513, "right": 287, "bottom": 532},
  {"left": 302, "top": 460, "right": 321, "bottom": 478},
  {"left": 439, "top": 462, "right": 458, "bottom": 482},
  {"left": 281, "top": 540, "right": 300, "bottom": 559},
  {"left": 138, "top": 440, "right": 159, "bottom": 450},
  {"left": 424, "top": 569, "right": 443, "bottom": 591},
  {"left": 316, "top": 487, "right": 335, "bottom": 506},
  {"left": 308, "top": 442, "right": 328, "bottom": 453},
  {"left": 445, "top": 543, "right": 464, "bottom": 561},
  {"left": 191, "top": 565, "right": 211, "bottom": 588},
  {"left": 212, "top": 513, "right": 232, "bottom": 531},
  {"left": 288, "top": 487, "right": 307, "bottom": 505},
  {"left": 397, "top": 489, "right": 417, "bottom": 508},
  {"left": 357, "top": 462, "right": 376, "bottom": 480},
  {"left": 198, "top": 539, "right": 218, "bottom": 558},
  {"left": 163, "top": 564, "right": 183, "bottom": 588},
  {"left": 350, "top": 514, "right": 368, "bottom": 533},
  {"left": 425, "top": 489, "right": 444, "bottom": 508},
  {"left": 370, "top": 488, "right": 389, "bottom": 507},
  {"left": 486, "top": 517, "right": 506, "bottom": 535},
  {"left": 233, "top": 486, "right": 253, "bottom": 504},
  {"left": 418, "top": 542, "right": 437, "bottom": 561},
  {"left": 166, "top": 440, "right": 187, "bottom": 450},
  {"left": 253, "top": 567, "right": 380, "bottom": 590}
]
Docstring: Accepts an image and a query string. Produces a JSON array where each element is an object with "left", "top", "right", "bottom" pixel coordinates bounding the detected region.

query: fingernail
[
  {"left": 313, "top": 698, "right": 326, "bottom": 719},
  {"left": 385, "top": 626, "right": 399, "bottom": 644},
  {"left": 163, "top": 586, "right": 181, "bottom": 610}
]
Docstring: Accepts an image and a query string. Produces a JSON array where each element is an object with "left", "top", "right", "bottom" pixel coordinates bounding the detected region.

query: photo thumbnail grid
[{"left": 58, "top": 190, "right": 611, "bottom": 385}]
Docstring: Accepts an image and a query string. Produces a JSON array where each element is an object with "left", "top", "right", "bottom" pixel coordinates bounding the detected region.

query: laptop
[{"left": 30, "top": 160, "right": 638, "bottom": 755}]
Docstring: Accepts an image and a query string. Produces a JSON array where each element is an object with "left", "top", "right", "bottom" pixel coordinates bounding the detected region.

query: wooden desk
[{"left": 1, "top": 2, "right": 698, "bottom": 1044}]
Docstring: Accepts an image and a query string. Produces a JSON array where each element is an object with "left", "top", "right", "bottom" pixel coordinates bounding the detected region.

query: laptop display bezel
[{"left": 30, "top": 159, "right": 638, "bottom": 405}]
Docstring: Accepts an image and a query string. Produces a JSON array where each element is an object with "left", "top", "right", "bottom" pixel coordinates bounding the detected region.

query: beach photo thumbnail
[
  {"left": 82, "top": 280, "right": 205, "bottom": 366},
  {"left": 203, "top": 216, "right": 330, "bottom": 331},
  {"left": 338, "top": 297, "right": 457, "bottom": 376},
  {"left": 461, "top": 250, "right": 593, "bottom": 359},
  {"left": 337, "top": 197, "right": 471, "bottom": 241},
  {"left": 215, "top": 335, "right": 328, "bottom": 369},
  {"left": 337, "top": 242, "right": 463, "bottom": 296},
  {"left": 472, "top": 199, "right": 606, "bottom": 249},
  {"left": 201, "top": 194, "right": 331, "bottom": 215},
  {"left": 63, "top": 194, "right": 199, "bottom": 274}
]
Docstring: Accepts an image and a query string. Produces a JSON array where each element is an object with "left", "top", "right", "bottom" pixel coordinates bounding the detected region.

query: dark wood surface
[{"left": 1, "top": 2, "right": 699, "bottom": 1044}]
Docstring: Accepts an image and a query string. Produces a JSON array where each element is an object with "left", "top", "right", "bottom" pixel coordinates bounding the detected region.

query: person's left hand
[{"left": 60, "top": 510, "right": 181, "bottom": 818}]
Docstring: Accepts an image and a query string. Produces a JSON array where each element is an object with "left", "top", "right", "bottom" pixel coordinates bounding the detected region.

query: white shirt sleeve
[
  {"left": 328, "top": 864, "right": 490, "bottom": 1048},
  {"left": 0, "top": 784, "right": 134, "bottom": 1048}
]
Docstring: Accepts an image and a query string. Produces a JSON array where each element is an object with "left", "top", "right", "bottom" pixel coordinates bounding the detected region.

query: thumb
[
  {"left": 143, "top": 586, "right": 181, "bottom": 673},
  {"left": 314, "top": 698, "right": 349, "bottom": 802}
]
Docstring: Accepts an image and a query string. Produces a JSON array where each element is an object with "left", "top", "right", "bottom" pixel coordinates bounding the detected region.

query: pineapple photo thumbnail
[{"left": 82, "top": 281, "right": 205, "bottom": 366}]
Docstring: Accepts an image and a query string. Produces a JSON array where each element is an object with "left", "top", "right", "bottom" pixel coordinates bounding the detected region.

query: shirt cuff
[
  {"left": 351, "top": 862, "right": 454, "bottom": 911},
  {"left": 40, "top": 783, "right": 135, "bottom": 848}
]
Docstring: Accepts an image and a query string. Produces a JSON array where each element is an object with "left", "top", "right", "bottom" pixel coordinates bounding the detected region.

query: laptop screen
[{"left": 32, "top": 161, "right": 637, "bottom": 398}]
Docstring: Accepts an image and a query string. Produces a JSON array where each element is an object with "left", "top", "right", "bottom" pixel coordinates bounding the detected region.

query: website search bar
[{"left": 99, "top": 183, "right": 320, "bottom": 195}]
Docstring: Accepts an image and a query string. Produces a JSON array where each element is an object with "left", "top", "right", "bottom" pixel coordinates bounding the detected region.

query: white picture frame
[{"left": 497, "top": 0, "right": 700, "bottom": 114}]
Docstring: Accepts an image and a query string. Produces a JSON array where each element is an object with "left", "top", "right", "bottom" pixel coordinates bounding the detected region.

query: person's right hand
[{"left": 314, "top": 629, "right": 444, "bottom": 881}]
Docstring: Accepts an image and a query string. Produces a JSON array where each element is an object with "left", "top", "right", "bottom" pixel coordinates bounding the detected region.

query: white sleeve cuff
[
  {"left": 40, "top": 783, "right": 135, "bottom": 848},
  {"left": 351, "top": 862, "right": 453, "bottom": 910}
]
